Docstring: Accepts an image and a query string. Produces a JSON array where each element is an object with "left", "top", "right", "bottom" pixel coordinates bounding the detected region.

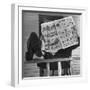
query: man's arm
[{"left": 67, "top": 36, "right": 80, "bottom": 50}]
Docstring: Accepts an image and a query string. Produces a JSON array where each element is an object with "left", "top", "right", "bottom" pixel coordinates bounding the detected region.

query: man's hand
[{"left": 33, "top": 54, "right": 44, "bottom": 59}]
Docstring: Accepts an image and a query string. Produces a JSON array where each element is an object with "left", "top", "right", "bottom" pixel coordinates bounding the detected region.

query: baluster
[
  {"left": 46, "top": 62, "right": 50, "bottom": 76},
  {"left": 58, "top": 62, "right": 61, "bottom": 76}
]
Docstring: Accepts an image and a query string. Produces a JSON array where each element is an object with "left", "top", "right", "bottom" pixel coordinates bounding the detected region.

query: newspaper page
[
  {"left": 55, "top": 16, "right": 78, "bottom": 49},
  {"left": 41, "top": 21, "right": 62, "bottom": 52}
]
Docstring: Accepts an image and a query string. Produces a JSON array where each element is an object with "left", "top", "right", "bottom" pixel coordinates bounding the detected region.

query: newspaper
[{"left": 41, "top": 16, "right": 78, "bottom": 52}]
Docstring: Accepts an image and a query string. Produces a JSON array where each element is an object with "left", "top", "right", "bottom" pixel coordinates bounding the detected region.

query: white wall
[{"left": 0, "top": 0, "right": 90, "bottom": 89}]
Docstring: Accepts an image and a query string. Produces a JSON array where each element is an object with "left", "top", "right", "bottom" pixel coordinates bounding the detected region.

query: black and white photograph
[
  {"left": 22, "top": 9, "right": 80, "bottom": 78},
  {"left": 11, "top": 3, "right": 88, "bottom": 87},
  {"left": 0, "top": 0, "right": 88, "bottom": 88}
]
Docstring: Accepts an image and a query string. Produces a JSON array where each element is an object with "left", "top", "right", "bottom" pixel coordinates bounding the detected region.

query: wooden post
[
  {"left": 46, "top": 62, "right": 50, "bottom": 76},
  {"left": 58, "top": 62, "right": 61, "bottom": 76}
]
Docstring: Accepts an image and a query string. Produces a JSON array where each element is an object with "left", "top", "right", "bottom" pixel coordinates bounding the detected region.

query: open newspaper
[{"left": 41, "top": 16, "right": 78, "bottom": 53}]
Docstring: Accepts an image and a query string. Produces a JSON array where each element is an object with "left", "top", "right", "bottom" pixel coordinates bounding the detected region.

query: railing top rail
[{"left": 24, "top": 56, "right": 80, "bottom": 64}]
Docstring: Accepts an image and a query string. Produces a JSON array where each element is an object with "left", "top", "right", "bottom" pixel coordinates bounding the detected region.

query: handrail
[{"left": 24, "top": 56, "right": 80, "bottom": 64}]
